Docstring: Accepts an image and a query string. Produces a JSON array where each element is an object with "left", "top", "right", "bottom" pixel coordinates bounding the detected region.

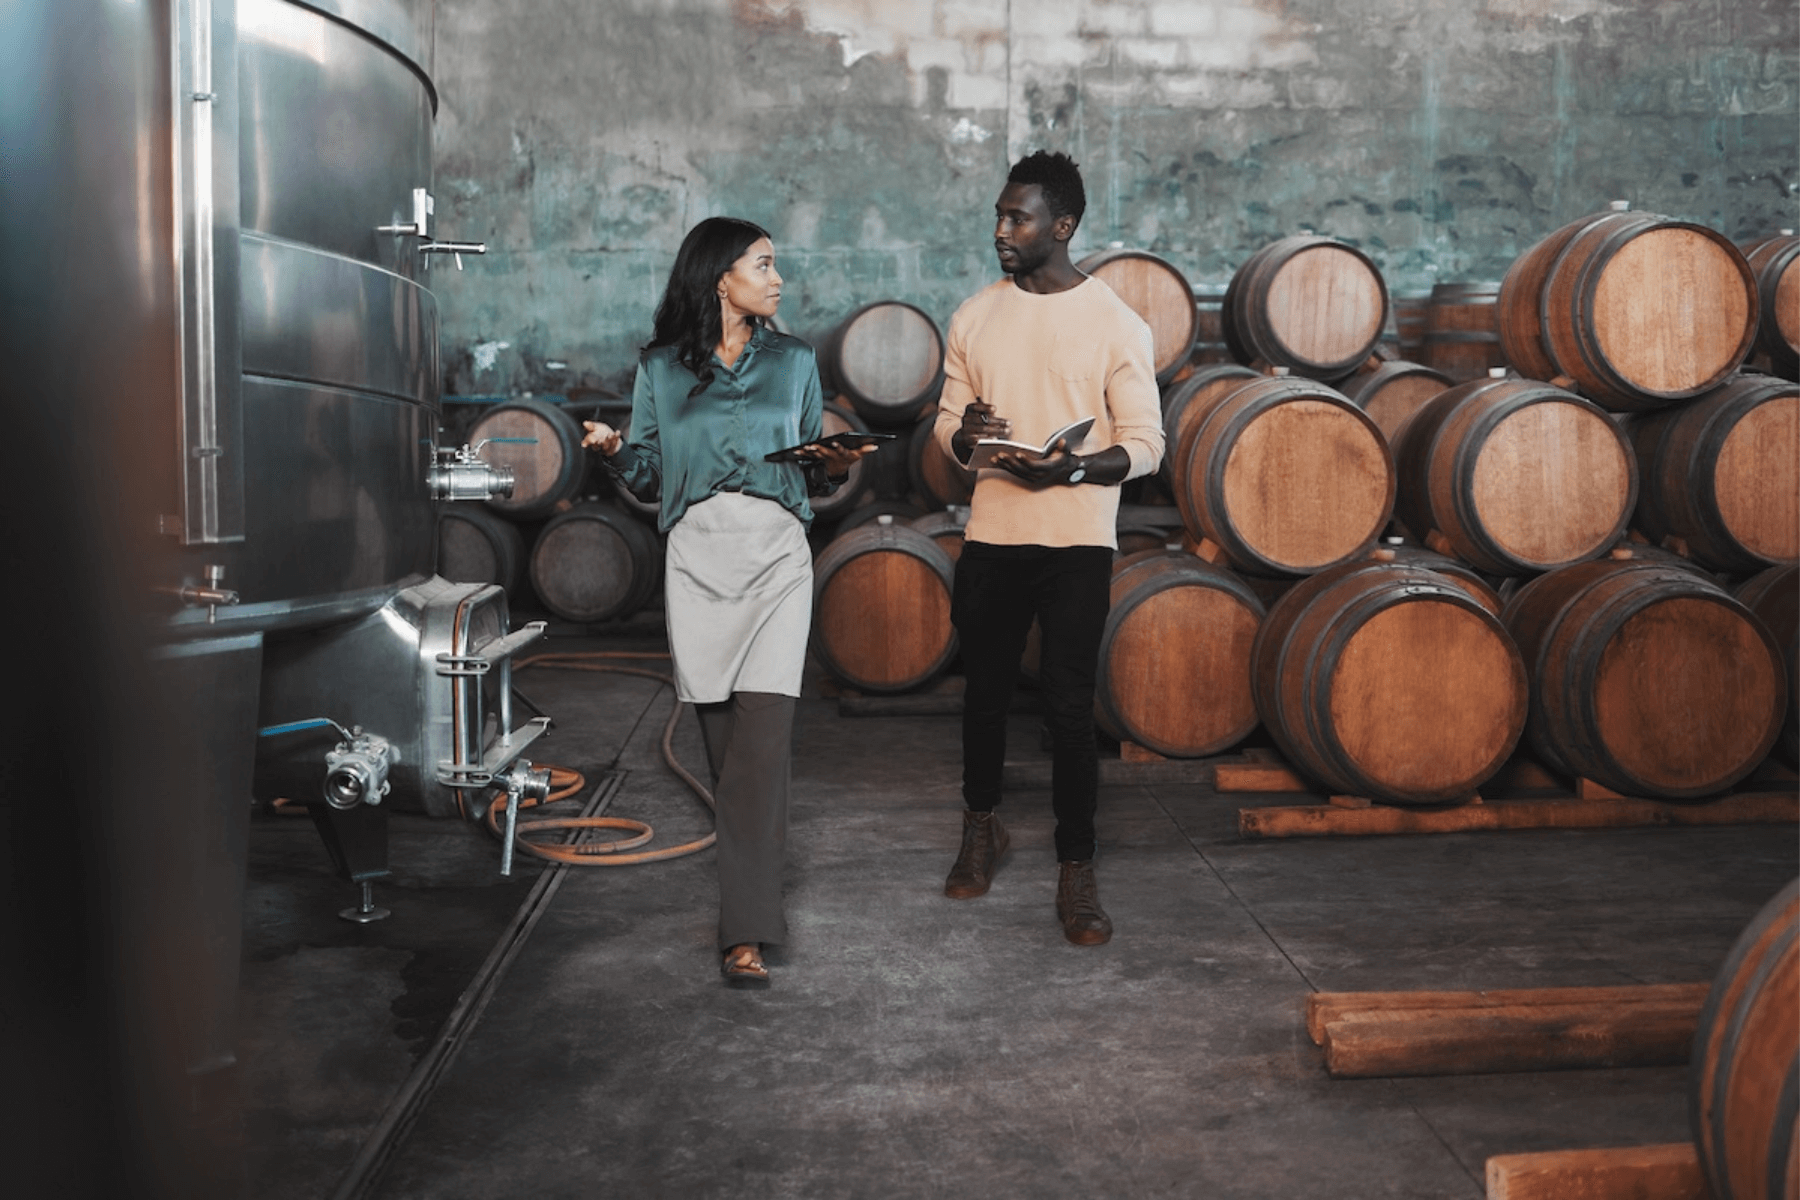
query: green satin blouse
[{"left": 605, "top": 324, "right": 828, "bottom": 533}]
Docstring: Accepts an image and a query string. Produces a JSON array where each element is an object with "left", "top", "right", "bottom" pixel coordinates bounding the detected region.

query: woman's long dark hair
[{"left": 643, "top": 216, "right": 771, "bottom": 395}]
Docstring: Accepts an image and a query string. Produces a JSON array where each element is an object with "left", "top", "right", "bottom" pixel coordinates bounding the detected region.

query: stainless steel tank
[
  {"left": 6, "top": 2, "right": 546, "bottom": 1190},
  {"left": 160, "top": 0, "right": 551, "bottom": 985},
  {"left": 200, "top": 0, "right": 439, "bottom": 624},
  {"left": 190, "top": 0, "right": 547, "bottom": 834}
]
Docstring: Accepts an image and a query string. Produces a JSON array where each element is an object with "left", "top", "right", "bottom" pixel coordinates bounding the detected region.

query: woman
[{"left": 582, "top": 217, "right": 870, "bottom": 988}]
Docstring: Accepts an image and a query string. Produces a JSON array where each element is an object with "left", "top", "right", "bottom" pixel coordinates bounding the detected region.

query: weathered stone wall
[{"left": 430, "top": 0, "right": 1798, "bottom": 397}]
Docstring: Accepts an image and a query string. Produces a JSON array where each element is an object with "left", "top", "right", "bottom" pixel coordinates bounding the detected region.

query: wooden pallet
[
  {"left": 1307, "top": 983, "right": 1709, "bottom": 1079},
  {"left": 1485, "top": 1144, "right": 1705, "bottom": 1200},
  {"left": 1225, "top": 752, "right": 1799, "bottom": 837}
]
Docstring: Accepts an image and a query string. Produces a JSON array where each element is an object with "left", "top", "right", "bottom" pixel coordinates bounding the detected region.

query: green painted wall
[{"left": 428, "top": 0, "right": 1798, "bottom": 398}]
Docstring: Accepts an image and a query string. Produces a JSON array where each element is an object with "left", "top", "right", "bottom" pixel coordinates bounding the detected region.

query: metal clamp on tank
[
  {"left": 322, "top": 727, "right": 395, "bottom": 810},
  {"left": 490, "top": 759, "right": 552, "bottom": 877},
  {"left": 434, "top": 618, "right": 550, "bottom": 792},
  {"left": 429, "top": 441, "right": 517, "bottom": 502}
]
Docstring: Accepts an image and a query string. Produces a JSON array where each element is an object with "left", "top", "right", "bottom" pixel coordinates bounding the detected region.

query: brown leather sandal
[{"left": 721, "top": 943, "right": 770, "bottom": 988}]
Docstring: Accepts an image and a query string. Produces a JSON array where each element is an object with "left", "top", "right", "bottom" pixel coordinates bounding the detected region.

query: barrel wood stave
[
  {"left": 528, "top": 501, "right": 664, "bottom": 624},
  {"left": 1690, "top": 878, "right": 1800, "bottom": 1200},
  {"left": 1224, "top": 237, "right": 1390, "bottom": 380},
  {"left": 821, "top": 301, "right": 946, "bottom": 428},
  {"left": 810, "top": 521, "right": 957, "bottom": 693},
  {"left": 1076, "top": 249, "right": 1201, "bottom": 384},
  {"left": 1251, "top": 559, "right": 1528, "bottom": 804},
  {"left": 1096, "top": 552, "right": 1265, "bottom": 757},
  {"left": 1501, "top": 559, "right": 1787, "bottom": 798},
  {"left": 1625, "top": 373, "right": 1800, "bottom": 573},
  {"left": 1393, "top": 377, "right": 1637, "bottom": 576},
  {"left": 1175, "top": 374, "right": 1394, "bottom": 577},
  {"left": 469, "top": 397, "right": 589, "bottom": 520}
]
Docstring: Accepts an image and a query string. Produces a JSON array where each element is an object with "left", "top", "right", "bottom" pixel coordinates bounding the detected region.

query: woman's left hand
[{"left": 803, "top": 440, "right": 879, "bottom": 479}]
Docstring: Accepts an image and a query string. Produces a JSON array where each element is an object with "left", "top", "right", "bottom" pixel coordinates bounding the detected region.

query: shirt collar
[{"left": 715, "top": 322, "right": 775, "bottom": 373}]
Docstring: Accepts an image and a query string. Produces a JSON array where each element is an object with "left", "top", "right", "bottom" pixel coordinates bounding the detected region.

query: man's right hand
[{"left": 953, "top": 398, "right": 1010, "bottom": 460}]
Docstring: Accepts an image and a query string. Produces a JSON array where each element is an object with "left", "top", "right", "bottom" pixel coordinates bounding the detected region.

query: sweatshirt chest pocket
[{"left": 1048, "top": 341, "right": 1097, "bottom": 382}]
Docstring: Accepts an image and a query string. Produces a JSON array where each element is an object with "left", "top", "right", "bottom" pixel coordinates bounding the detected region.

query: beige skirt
[{"left": 664, "top": 491, "right": 812, "bottom": 704}]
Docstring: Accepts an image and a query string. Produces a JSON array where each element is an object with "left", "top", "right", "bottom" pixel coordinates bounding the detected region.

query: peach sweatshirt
[{"left": 933, "top": 276, "right": 1165, "bottom": 549}]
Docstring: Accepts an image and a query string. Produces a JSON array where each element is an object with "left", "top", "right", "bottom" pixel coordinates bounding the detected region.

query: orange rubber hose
[{"left": 490, "top": 652, "right": 717, "bottom": 866}]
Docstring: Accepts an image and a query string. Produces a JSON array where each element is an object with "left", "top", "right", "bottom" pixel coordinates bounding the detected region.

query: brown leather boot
[
  {"left": 944, "top": 810, "right": 1009, "bottom": 899},
  {"left": 1056, "top": 860, "right": 1113, "bottom": 945}
]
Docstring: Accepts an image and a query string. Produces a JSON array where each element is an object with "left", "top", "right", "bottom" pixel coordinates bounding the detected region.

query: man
[{"left": 932, "top": 151, "right": 1165, "bottom": 945}]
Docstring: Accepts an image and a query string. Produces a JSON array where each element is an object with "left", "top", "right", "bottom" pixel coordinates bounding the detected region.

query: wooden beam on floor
[
  {"left": 1485, "top": 1143, "right": 1706, "bottom": 1200},
  {"left": 1214, "top": 761, "right": 1312, "bottom": 792},
  {"left": 1239, "top": 790, "right": 1799, "bottom": 838},
  {"left": 1309, "top": 983, "right": 1710, "bottom": 1079}
]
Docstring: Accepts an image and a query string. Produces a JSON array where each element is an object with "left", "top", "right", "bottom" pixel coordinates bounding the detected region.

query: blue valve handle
[{"left": 258, "top": 717, "right": 351, "bottom": 739}]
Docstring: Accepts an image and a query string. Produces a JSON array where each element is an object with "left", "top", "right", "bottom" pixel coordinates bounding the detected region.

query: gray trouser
[{"left": 695, "top": 691, "right": 794, "bottom": 951}]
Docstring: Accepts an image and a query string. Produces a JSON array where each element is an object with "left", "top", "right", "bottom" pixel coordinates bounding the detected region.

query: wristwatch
[{"left": 1067, "top": 460, "right": 1087, "bottom": 485}]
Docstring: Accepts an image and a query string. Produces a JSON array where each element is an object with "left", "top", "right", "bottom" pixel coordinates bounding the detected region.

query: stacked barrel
[
  {"left": 1110, "top": 236, "right": 1525, "bottom": 802},
  {"left": 1482, "top": 204, "right": 1795, "bottom": 800},
  {"left": 1097, "top": 208, "right": 1794, "bottom": 805},
  {"left": 807, "top": 301, "right": 960, "bottom": 692}
]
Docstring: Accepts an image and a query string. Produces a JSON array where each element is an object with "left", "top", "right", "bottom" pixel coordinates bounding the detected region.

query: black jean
[{"left": 951, "top": 541, "right": 1114, "bottom": 862}]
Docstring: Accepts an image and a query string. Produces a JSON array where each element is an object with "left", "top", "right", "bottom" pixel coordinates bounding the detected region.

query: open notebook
[{"left": 964, "top": 416, "right": 1095, "bottom": 470}]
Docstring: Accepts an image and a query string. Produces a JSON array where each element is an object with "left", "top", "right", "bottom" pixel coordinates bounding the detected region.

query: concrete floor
[{"left": 239, "top": 615, "right": 1798, "bottom": 1200}]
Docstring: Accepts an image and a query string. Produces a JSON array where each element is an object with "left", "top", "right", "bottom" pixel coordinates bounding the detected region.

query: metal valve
[
  {"left": 491, "top": 759, "right": 553, "bottom": 877},
  {"left": 322, "top": 727, "right": 395, "bottom": 810},
  {"left": 378, "top": 187, "right": 433, "bottom": 237},
  {"left": 429, "top": 441, "right": 517, "bottom": 502},
  {"left": 163, "top": 563, "right": 239, "bottom": 623},
  {"left": 420, "top": 240, "right": 487, "bottom": 270}
]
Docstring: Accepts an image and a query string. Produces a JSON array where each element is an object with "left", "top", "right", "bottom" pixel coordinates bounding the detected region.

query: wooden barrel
[
  {"left": 1172, "top": 373, "right": 1395, "bottom": 577},
  {"left": 528, "top": 502, "right": 664, "bottom": 624},
  {"left": 1334, "top": 359, "right": 1455, "bottom": 444},
  {"left": 1393, "top": 376, "right": 1637, "bottom": 576},
  {"left": 906, "top": 407, "right": 975, "bottom": 510},
  {"left": 1076, "top": 249, "right": 1200, "bottom": 384},
  {"left": 1251, "top": 558, "right": 1528, "bottom": 804},
  {"left": 1222, "top": 236, "right": 1389, "bottom": 380},
  {"left": 1498, "top": 204, "right": 1758, "bottom": 411},
  {"left": 820, "top": 301, "right": 945, "bottom": 427},
  {"left": 1391, "top": 290, "right": 1432, "bottom": 363},
  {"left": 1422, "top": 282, "right": 1505, "bottom": 383},
  {"left": 1501, "top": 558, "right": 1786, "bottom": 798},
  {"left": 805, "top": 400, "right": 876, "bottom": 524},
  {"left": 1690, "top": 878, "right": 1800, "bottom": 1200},
  {"left": 1492, "top": 541, "right": 1718, "bottom": 609},
  {"left": 1740, "top": 232, "right": 1799, "bottom": 379},
  {"left": 600, "top": 411, "right": 663, "bottom": 523},
  {"left": 437, "top": 505, "right": 527, "bottom": 594},
  {"left": 830, "top": 498, "right": 926, "bottom": 536},
  {"left": 1095, "top": 551, "right": 1265, "bottom": 757},
  {"left": 1159, "top": 363, "right": 1261, "bottom": 493},
  {"left": 810, "top": 519, "right": 957, "bottom": 693},
  {"left": 1366, "top": 542, "right": 1503, "bottom": 615},
  {"left": 1625, "top": 373, "right": 1800, "bottom": 573},
  {"left": 1735, "top": 565, "right": 1799, "bottom": 768},
  {"left": 1115, "top": 523, "right": 1181, "bottom": 559},
  {"left": 1192, "top": 287, "right": 1233, "bottom": 365},
  {"left": 909, "top": 507, "right": 970, "bottom": 564},
  {"left": 467, "top": 398, "right": 588, "bottom": 519}
]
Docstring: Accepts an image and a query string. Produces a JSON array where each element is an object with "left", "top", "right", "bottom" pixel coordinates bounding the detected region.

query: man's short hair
[{"left": 1007, "top": 151, "right": 1086, "bottom": 230}]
